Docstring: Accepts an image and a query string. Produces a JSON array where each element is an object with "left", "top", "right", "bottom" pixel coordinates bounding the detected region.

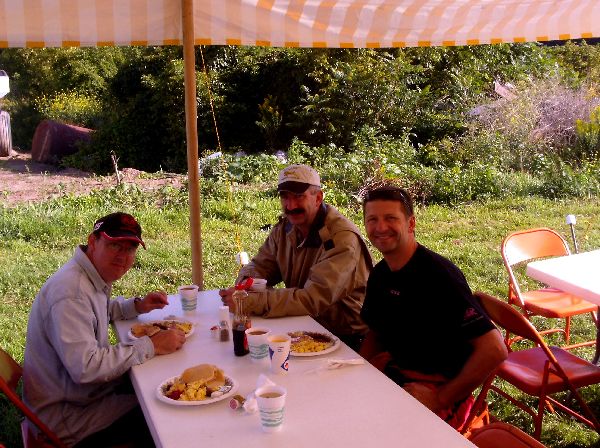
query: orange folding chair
[
  {"left": 468, "top": 422, "right": 547, "bottom": 448},
  {"left": 501, "top": 227, "right": 597, "bottom": 349},
  {"left": 468, "top": 292, "right": 600, "bottom": 440},
  {"left": 0, "top": 347, "right": 67, "bottom": 448}
]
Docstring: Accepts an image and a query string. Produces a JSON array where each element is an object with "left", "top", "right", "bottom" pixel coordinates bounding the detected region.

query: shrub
[{"left": 34, "top": 90, "right": 103, "bottom": 128}]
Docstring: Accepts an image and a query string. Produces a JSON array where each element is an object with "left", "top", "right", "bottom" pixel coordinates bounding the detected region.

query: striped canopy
[{"left": 1, "top": 0, "right": 599, "bottom": 49}]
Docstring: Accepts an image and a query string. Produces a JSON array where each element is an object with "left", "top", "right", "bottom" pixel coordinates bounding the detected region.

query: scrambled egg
[
  {"left": 291, "top": 339, "right": 332, "bottom": 353},
  {"left": 165, "top": 379, "right": 208, "bottom": 401}
]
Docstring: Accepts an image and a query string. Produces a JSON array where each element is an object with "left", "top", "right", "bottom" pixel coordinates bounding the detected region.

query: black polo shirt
[{"left": 361, "top": 244, "right": 495, "bottom": 379}]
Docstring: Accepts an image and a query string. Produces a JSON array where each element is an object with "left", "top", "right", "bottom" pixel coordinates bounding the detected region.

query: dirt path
[{"left": 0, "top": 151, "right": 185, "bottom": 207}]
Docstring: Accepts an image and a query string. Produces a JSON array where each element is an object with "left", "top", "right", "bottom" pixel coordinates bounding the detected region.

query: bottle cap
[
  {"left": 235, "top": 277, "right": 254, "bottom": 290},
  {"left": 219, "top": 305, "right": 230, "bottom": 322}
]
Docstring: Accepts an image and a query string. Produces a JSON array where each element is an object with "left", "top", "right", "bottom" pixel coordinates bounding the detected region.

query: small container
[
  {"left": 229, "top": 394, "right": 246, "bottom": 410},
  {"left": 218, "top": 306, "right": 231, "bottom": 342}
]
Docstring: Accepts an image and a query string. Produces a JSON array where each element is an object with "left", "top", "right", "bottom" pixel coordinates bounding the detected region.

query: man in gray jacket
[
  {"left": 24, "top": 212, "right": 185, "bottom": 447},
  {"left": 220, "top": 164, "right": 372, "bottom": 350}
]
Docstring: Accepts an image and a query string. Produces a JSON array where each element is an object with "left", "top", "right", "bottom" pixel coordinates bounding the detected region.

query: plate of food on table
[
  {"left": 157, "top": 364, "right": 238, "bottom": 406},
  {"left": 288, "top": 331, "right": 340, "bottom": 357},
  {"left": 129, "top": 319, "right": 194, "bottom": 340}
]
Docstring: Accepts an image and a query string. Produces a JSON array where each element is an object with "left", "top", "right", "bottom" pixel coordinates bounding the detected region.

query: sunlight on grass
[{"left": 1, "top": 186, "right": 600, "bottom": 447}]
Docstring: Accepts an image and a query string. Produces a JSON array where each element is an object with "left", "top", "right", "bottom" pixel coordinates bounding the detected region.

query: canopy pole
[{"left": 182, "top": 0, "right": 203, "bottom": 289}]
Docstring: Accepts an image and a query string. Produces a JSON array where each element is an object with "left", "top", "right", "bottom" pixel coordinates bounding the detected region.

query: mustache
[{"left": 285, "top": 208, "right": 305, "bottom": 215}]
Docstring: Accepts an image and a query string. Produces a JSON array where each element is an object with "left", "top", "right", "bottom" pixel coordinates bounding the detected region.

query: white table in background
[
  {"left": 114, "top": 290, "right": 474, "bottom": 448},
  {"left": 526, "top": 249, "right": 600, "bottom": 361}
]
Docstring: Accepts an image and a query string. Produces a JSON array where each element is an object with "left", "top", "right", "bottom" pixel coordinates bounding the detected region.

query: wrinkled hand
[
  {"left": 218, "top": 287, "right": 236, "bottom": 312},
  {"left": 403, "top": 382, "right": 443, "bottom": 412},
  {"left": 151, "top": 329, "right": 185, "bottom": 355},
  {"left": 136, "top": 291, "right": 169, "bottom": 314}
]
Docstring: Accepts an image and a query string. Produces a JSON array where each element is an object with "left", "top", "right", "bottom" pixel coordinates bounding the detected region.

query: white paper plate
[
  {"left": 156, "top": 375, "right": 238, "bottom": 406},
  {"left": 128, "top": 320, "right": 194, "bottom": 340},
  {"left": 289, "top": 332, "right": 341, "bottom": 357}
]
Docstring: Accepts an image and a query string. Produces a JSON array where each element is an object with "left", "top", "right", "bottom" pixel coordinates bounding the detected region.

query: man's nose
[
  {"left": 283, "top": 196, "right": 299, "bottom": 209},
  {"left": 374, "top": 219, "right": 388, "bottom": 232}
]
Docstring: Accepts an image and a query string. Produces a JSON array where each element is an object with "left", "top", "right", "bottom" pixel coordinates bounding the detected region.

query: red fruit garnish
[{"left": 167, "top": 390, "right": 183, "bottom": 400}]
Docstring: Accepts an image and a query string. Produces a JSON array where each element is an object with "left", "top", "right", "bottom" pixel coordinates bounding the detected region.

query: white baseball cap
[{"left": 277, "top": 164, "right": 321, "bottom": 193}]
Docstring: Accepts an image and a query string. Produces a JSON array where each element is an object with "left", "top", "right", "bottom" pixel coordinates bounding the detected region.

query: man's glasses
[{"left": 101, "top": 233, "right": 138, "bottom": 255}]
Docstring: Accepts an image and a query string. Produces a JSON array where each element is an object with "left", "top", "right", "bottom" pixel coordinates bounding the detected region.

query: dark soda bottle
[{"left": 232, "top": 288, "right": 250, "bottom": 356}]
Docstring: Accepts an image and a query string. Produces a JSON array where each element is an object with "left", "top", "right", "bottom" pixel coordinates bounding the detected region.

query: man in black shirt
[{"left": 359, "top": 185, "right": 507, "bottom": 429}]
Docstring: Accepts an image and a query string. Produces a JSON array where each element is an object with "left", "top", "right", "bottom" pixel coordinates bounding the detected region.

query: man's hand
[
  {"left": 136, "top": 291, "right": 169, "bottom": 314},
  {"left": 219, "top": 287, "right": 236, "bottom": 312},
  {"left": 151, "top": 329, "right": 185, "bottom": 355},
  {"left": 403, "top": 382, "right": 444, "bottom": 412}
]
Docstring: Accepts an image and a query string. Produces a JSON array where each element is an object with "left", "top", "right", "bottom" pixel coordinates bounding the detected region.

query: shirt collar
[{"left": 74, "top": 245, "right": 111, "bottom": 296}]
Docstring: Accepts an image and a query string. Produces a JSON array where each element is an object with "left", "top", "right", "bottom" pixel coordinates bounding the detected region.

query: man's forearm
[{"left": 437, "top": 329, "right": 507, "bottom": 409}]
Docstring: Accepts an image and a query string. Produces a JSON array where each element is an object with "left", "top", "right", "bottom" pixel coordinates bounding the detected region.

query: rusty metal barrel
[{"left": 31, "top": 119, "right": 93, "bottom": 163}]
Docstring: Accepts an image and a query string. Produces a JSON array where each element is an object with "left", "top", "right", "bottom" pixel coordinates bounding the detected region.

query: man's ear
[
  {"left": 87, "top": 233, "right": 97, "bottom": 253},
  {"left": 408, "top": 215, "right": 416, "bottom": 234},
  {"left": 316, "top": 189, "right": 324, "bottom": 204}
]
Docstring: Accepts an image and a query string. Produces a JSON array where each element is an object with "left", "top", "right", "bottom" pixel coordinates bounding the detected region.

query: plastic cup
[
  {"left": 178, "top": 285, "right": 198, "bottom": 314},
  {"left": 268, "top": 334, "right": 291, "bottom": 374},
  {"left": 246, "top": 327, "right": 271, "bottom": 363},
  {"left": 256, "top": 384, "right": 287, "bottom": 432},
  {"left": 250, "top": 278, "right": 267, "bottom": 291}
]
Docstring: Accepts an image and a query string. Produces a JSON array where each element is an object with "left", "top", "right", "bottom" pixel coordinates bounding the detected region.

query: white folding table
[
  {"left": 526, "top": 249, "right": 600, "bottom": 362},
  {"left": 114, "top": 290, "right": 475, "bottom": 448}
]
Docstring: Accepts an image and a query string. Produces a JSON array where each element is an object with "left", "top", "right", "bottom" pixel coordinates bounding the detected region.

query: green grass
[{"left": 2, "top": 184, "right": 600, "bottom": 447}]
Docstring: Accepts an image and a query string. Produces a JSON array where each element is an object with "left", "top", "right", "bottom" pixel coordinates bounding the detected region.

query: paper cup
[
  {"left": 178, "top": 285, "right": 198, "bottom": 314},
  {"left": 268, "top": 334, "right": 291, "bottom": 374},
  {"left": 250, "top": 278, "right": 267, "bottom": 291},
  {"left": 246, "top": 327, "right": 271, "bottom": 362},
  {"left": 256, "top": 384, "right": 287, "bottom": 432}
]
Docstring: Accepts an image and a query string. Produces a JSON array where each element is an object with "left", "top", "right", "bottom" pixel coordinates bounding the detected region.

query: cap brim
[
  {"left": 277, "top": 181, "right": 312, "bottom": 194},
  {"left": 101, "top": 232, "right": 146, "bottom": 249}
]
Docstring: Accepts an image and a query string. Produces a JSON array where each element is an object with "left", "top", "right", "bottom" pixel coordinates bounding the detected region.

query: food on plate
[
  {"left": 131, "top": 320, "right": 193, "bottom": 338},
  {"left": 162, "top": 364, "right": 232, "bottom": 402},
  {"left": 288, "top": 331, "right": 335, "bottom": 353}
]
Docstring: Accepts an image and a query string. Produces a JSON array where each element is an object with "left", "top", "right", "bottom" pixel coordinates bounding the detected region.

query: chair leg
[
  {"left": 461, "top": 375, "right": 495, "bottom": 435},
  {"left": 565, "top": 316, "right": 571, "bottom": 345}
]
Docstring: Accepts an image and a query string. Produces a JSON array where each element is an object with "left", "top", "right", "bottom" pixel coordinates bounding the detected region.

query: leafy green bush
[
  {"left": 536, "top": 159, "right": 600, "bottom": 199},
  {"left": 34, "top": 90, "right": 103, "bottom": 128},
  {"left": 574, "top": 106, "right": 600, "bottom": 161}
]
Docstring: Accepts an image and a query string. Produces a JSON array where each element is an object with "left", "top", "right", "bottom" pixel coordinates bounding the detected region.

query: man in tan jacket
[{"left": 220, "top": 164, "right": 372, "bottom": 350}]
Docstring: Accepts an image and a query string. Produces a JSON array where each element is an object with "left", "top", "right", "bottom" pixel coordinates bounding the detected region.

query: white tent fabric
[
  {"left": 2, "top": 0, "right": 599, "bottom": 287},
  {"left": 1, "top": 0, "right": 599, "bottom": 49}
]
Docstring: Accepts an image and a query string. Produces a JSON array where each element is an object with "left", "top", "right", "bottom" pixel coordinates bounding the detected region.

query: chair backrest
[
  {"left": 0, "top": 346, "right": 22, "bottom": 390},
  {"left": 474, "top": 292, "right": 554, "bottom": 357},
  {"left": 468, "top": 422, "right": 547, "bottom": 448},
  {"left": 502, "top": 228, "right": 570, "bottom": 267},
  {"left": 0, "top": 347, "right": 67, "bottom": 448},
  {"left": 501, "top": 228, "right": 571, "bottom": 305}
]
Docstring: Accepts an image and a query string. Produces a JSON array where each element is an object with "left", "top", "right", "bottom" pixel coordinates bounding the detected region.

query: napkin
[
  {"left": 242, "top": 374, "right": 274, "bottom": 414},
  {"left": 304, "top": 358, "right": 365, "bottom": 375}
]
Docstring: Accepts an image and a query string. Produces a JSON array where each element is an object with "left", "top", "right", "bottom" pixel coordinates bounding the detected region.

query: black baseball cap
[{"left": 92, "top": 212, "right": 146, "bottom": 249}]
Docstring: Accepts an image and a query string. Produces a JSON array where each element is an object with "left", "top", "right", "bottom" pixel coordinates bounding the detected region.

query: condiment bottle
[
  {"left": 218, "top": 305, "right": 231, "bottom": 342},
  {"left": 232, "top": 278, "right": 253, "bottom": 356}
]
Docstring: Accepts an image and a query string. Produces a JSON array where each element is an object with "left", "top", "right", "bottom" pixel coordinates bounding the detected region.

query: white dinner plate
[
  {"left": 289, "top": 333, "right": 341, "bottom": 357},
  {"left": 128, "top": 320, "right": 194, "bottom": 340},
  {"left": 156, "top": 375, "right": 238, "bottom": 406}
]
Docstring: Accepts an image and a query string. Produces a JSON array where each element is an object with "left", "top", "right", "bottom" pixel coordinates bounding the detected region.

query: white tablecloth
[
  {"left": 114, "top": 290, "right": 474, "bottom": 448},
  {"left": 526, "top": 249, "right": 600, "bottom": 305}
]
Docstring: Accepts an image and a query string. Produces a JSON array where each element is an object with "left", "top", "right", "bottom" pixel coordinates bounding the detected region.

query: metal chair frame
[
  {"left": 0, "top": 347, "right": 67, "bottom": 448},
  {"left": 501, "top": 227, "right": 597, "bottom": 349},
  {"left": 467, "top": 292, "right": 600, "bottom": 440}
]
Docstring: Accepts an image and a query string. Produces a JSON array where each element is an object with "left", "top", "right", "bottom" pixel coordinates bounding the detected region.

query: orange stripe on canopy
[{"left": 0, "top": 0, "right": 599, "bottom": 48}]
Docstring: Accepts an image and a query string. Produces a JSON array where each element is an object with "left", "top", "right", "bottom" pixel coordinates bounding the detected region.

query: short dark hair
[{"left": 362, "top": 186, "right": 414, "bottom": 216}]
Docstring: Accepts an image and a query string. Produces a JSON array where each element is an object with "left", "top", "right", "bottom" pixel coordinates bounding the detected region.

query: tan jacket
[{"left": 238, "top": 204, "right": 372, "bottom": 337}]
